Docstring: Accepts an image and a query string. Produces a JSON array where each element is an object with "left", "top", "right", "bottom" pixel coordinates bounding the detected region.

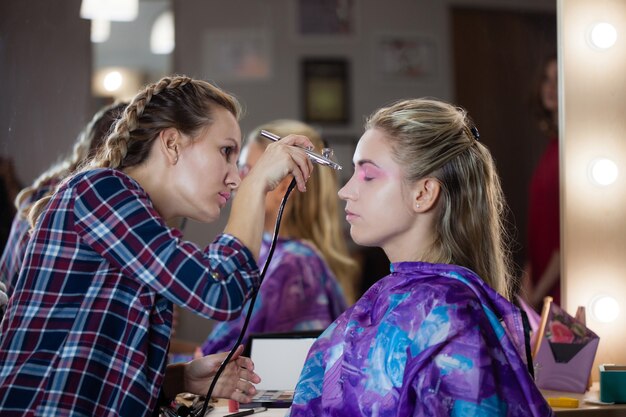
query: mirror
[{"left": 1, "top": 0, "right": 558, "bottom": 343}]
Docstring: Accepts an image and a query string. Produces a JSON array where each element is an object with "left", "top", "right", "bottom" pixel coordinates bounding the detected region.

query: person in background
[
  {"left": 0, "top": 101, "right": 127, "bottom": 298},
  {"left": 0, "top": 281, "right": 7, "bottom": 323},
  {"left": 523, "top": 55, "right": 560, "bottom": 310},
  {"left": 0, "top": 157, "right": 22, "bottom": 254},
  {"left": 289, "top": 98, "right": 553, "bottom": 416},
  {"left": 198, "top": 119, "right": 357, "bottom": 356},
  {"left": 0, "top": 75, "right": 313, "bottom": 416}
]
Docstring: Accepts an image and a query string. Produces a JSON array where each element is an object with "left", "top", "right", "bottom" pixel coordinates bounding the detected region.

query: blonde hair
[
  {"left": 17, "top": 101, "right": 127, "bottom": 219},
  {"left": 366, "top": 98, "right": 513, "bottom": 299},
  {"left": 249, "top": 120, "right": 359, "bottom": 304},
  {"left": 29, "top": 75, "right": 242, "bottom": 227}
]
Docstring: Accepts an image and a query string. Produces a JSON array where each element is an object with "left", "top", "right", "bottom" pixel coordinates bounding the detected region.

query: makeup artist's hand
[
  {"left": 184, "top": 345, "right": 261, "bottom": 403},
  {"left": 246, "top": 134, "right": 314, "bottom": 193}
]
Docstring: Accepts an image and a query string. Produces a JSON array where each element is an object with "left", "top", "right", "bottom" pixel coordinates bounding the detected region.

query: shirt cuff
[{"left": 212, "top": 233, "right": 260, "bottom": 289}]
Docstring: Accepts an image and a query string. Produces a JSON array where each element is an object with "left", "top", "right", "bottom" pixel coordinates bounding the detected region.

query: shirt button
[{"left": 211, "top": 272, "right": 220, "bottom": 280}]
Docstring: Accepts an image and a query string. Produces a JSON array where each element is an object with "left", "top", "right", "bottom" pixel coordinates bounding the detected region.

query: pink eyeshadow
[{"left": 357, "top": 164, "right": 384, "bottom": 180}]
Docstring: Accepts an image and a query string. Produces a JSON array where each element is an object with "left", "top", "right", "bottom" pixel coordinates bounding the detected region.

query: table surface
[
  {"left": 209, "top": 401, "right": 288, "bottom": 417},
  {"left": 178, "top": 385, "right": 626, "bottom": 417},
  {"left": 542, "top": 383, "right": 626, "bottom": 415}
]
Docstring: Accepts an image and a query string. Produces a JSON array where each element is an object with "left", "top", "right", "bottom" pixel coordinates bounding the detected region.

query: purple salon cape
[
  {"left": 289, "top": 262, "right": 553, "bottom": 417},
  {"left": 199, "top": 234, "right": 347, "bottom": 355}
]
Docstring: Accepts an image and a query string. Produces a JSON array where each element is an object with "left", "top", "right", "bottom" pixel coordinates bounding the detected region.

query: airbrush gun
[{"left": 260, "top": 130, "right": 342, "bottom": 171}]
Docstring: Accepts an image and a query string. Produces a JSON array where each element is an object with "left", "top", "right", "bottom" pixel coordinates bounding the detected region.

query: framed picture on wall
[
  {"left": 202, "top": 29, "right": 272, "bottom": 82},
  {"left": 373, "top": 33, "right": 437, "bottom": 81},
  {"left": 292, "top": 0, "right": 358, "bottom": 41},
  {"left": 301, "top": 58, "right": 350, "bottom": 125}
]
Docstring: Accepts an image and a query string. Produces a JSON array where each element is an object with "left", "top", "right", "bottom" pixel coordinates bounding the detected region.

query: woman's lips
[
  {"left": 218, "top": 192, "right": 230, "bottom": 206},
  {"left": 345, "top": 210, "right": 358, "bottom": 222}
]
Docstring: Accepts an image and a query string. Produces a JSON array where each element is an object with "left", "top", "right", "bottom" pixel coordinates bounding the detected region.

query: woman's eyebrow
[
  {"left": 354, "top": 159, "right": 380, "bottom": 168},
  {"left": 224, "top": 137, "right": 241, "bottom": 151}
]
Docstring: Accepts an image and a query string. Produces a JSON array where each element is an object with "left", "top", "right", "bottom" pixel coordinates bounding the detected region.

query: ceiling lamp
[
  {"left": 150, "top": 10, "right": 175, "bottom": 55},
  {"left": 90, "top": 19, "right": 110, "bottom": 43},
  {"left": 80, "top": 0, "right": 139, "bottom": 22}
]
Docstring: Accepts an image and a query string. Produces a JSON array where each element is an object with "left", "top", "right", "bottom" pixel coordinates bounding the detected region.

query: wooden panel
[{"left": 451, "top": 7, "right": 556, "bottom": 281}]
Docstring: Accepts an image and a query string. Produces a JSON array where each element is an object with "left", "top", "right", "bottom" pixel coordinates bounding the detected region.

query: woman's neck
[{"left": 383, "top": 222, "right": 436, "bottom": 264}]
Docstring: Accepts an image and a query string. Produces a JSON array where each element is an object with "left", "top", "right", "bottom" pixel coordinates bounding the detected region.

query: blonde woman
[
  {"left": 289, "top": 99, "right": 552, "bottom": 416},
  {"left": 0, "top": 76, "right": 313, "bottom": 416},
  {"left": 200, "top": 119, "right": 358, "bottom": 356}
]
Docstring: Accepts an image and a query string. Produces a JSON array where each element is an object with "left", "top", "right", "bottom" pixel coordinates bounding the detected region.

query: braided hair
[{"left": 28, "top": 75, "right": 242, "bottom": 227}]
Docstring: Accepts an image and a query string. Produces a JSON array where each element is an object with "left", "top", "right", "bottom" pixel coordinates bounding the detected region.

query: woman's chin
[
  {"left": 350, "top": 232, "right": 377, "bottom": 248},
  {"left": 188, "top": 208, "right": 220, "bottom": 224}
]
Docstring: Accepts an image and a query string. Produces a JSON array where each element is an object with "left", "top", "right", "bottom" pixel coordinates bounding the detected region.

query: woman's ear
[
  {"left": 158, "top": 127, "right": 181, "bottom": 165},
  {"left": 413, "top": 177, "right": 441, "bottom": 212}
]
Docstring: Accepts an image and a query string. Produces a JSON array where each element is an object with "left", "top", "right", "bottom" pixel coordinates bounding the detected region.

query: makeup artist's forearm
[{"left": 224, "top": 180, "right": 266, "bottom": 259}]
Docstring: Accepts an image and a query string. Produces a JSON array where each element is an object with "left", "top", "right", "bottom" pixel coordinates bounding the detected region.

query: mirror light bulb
[
  {"left": 589, "top": 22, "right": 618, "bottom": 49},
  {"left": 590, "top": 295, "right": 620, "bottom": 323},
  {"left": 589, "top": 158, "right": 618, "bottom": 186}
]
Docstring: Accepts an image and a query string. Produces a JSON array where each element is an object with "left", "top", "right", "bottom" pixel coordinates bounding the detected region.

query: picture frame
[
  {"left": 202, "top": 29, "right": 272, "bottom": 82},
  {"left": 301, "top": 58, "right": 350, "bottom": 125},
  {"left": 373, "top": 33, "right": 438, "bottom": 82},
  {"left": 292, "top": 0, "right": 358, "bottom": 41}
]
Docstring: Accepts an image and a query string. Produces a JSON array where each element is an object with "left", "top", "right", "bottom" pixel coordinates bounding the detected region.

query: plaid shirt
[{"left": 0, "top": 169, "right": 259, "bottom": 417}]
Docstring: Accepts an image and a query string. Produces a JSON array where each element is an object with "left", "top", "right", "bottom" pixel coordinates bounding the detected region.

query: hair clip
[{"left": 470, "top": 126, "right": 480, "bottom": 141}]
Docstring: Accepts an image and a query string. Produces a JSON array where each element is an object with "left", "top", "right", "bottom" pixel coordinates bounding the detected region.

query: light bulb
[
  {"left": 150, "top": 11, "right": 175, "bottom": 55},
  {"left": 80, "top": 0, "right": 139, "bottom": 22},
  {"left": 589, "top": 22, "right": 617, "bottom": 49},
  {"left": 103, "top": 71, "right": 123, "bottom": 92},
  {"left": 590, "top": 295, "right": 620, "bottom": 323},
  {"left": 589, "top": 158, "right": 618, "bottom": 186},
  {"left": 90, "top": 19, "right": 110, "bottom": 43}
]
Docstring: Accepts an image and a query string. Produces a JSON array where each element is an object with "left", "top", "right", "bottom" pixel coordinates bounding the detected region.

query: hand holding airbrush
[{"left": 260, "top": 130, "right": 342, "bottom": 170}]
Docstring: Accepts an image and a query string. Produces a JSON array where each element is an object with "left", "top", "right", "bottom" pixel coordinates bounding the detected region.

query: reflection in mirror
[{"left": 2, "top": 0, "right": 561, "bottom": 344}]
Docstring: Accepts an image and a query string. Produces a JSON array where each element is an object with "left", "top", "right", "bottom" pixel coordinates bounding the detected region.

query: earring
[
  {"left": 416, "top": 203, "right": 421, "bottom": 208},
  {"left": 174, "top": 154, "right": 178, "bottom": 164}
]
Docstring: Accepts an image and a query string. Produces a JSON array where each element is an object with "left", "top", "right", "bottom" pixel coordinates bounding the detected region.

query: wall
[
  {"left": 174, "top": 0, "right": 555, "bottom": 139},
  {"left": 0, "top": 0, "right": 92, "bottom": 187}
]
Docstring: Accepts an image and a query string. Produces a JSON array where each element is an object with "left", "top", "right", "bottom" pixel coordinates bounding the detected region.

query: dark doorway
[{"left": 451, "top": 7, "right": 556, "bottom": 292}]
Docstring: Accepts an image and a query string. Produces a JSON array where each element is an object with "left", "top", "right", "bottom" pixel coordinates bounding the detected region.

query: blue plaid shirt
[{"left": 0, "top": 168, "right": 259, "bottom": 416}]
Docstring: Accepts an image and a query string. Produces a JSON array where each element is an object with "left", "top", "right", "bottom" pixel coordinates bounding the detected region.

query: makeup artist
[{"left": 0, "top": 75, "right": 313, "bottom": 417}]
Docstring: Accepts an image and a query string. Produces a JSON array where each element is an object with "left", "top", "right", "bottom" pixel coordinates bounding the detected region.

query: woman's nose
[
  {"left": 227, "top": 164, "right": 242, "bottom": 189},
  {"left": 338, "top": 177, "right": 355, "bottom": 200}
]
